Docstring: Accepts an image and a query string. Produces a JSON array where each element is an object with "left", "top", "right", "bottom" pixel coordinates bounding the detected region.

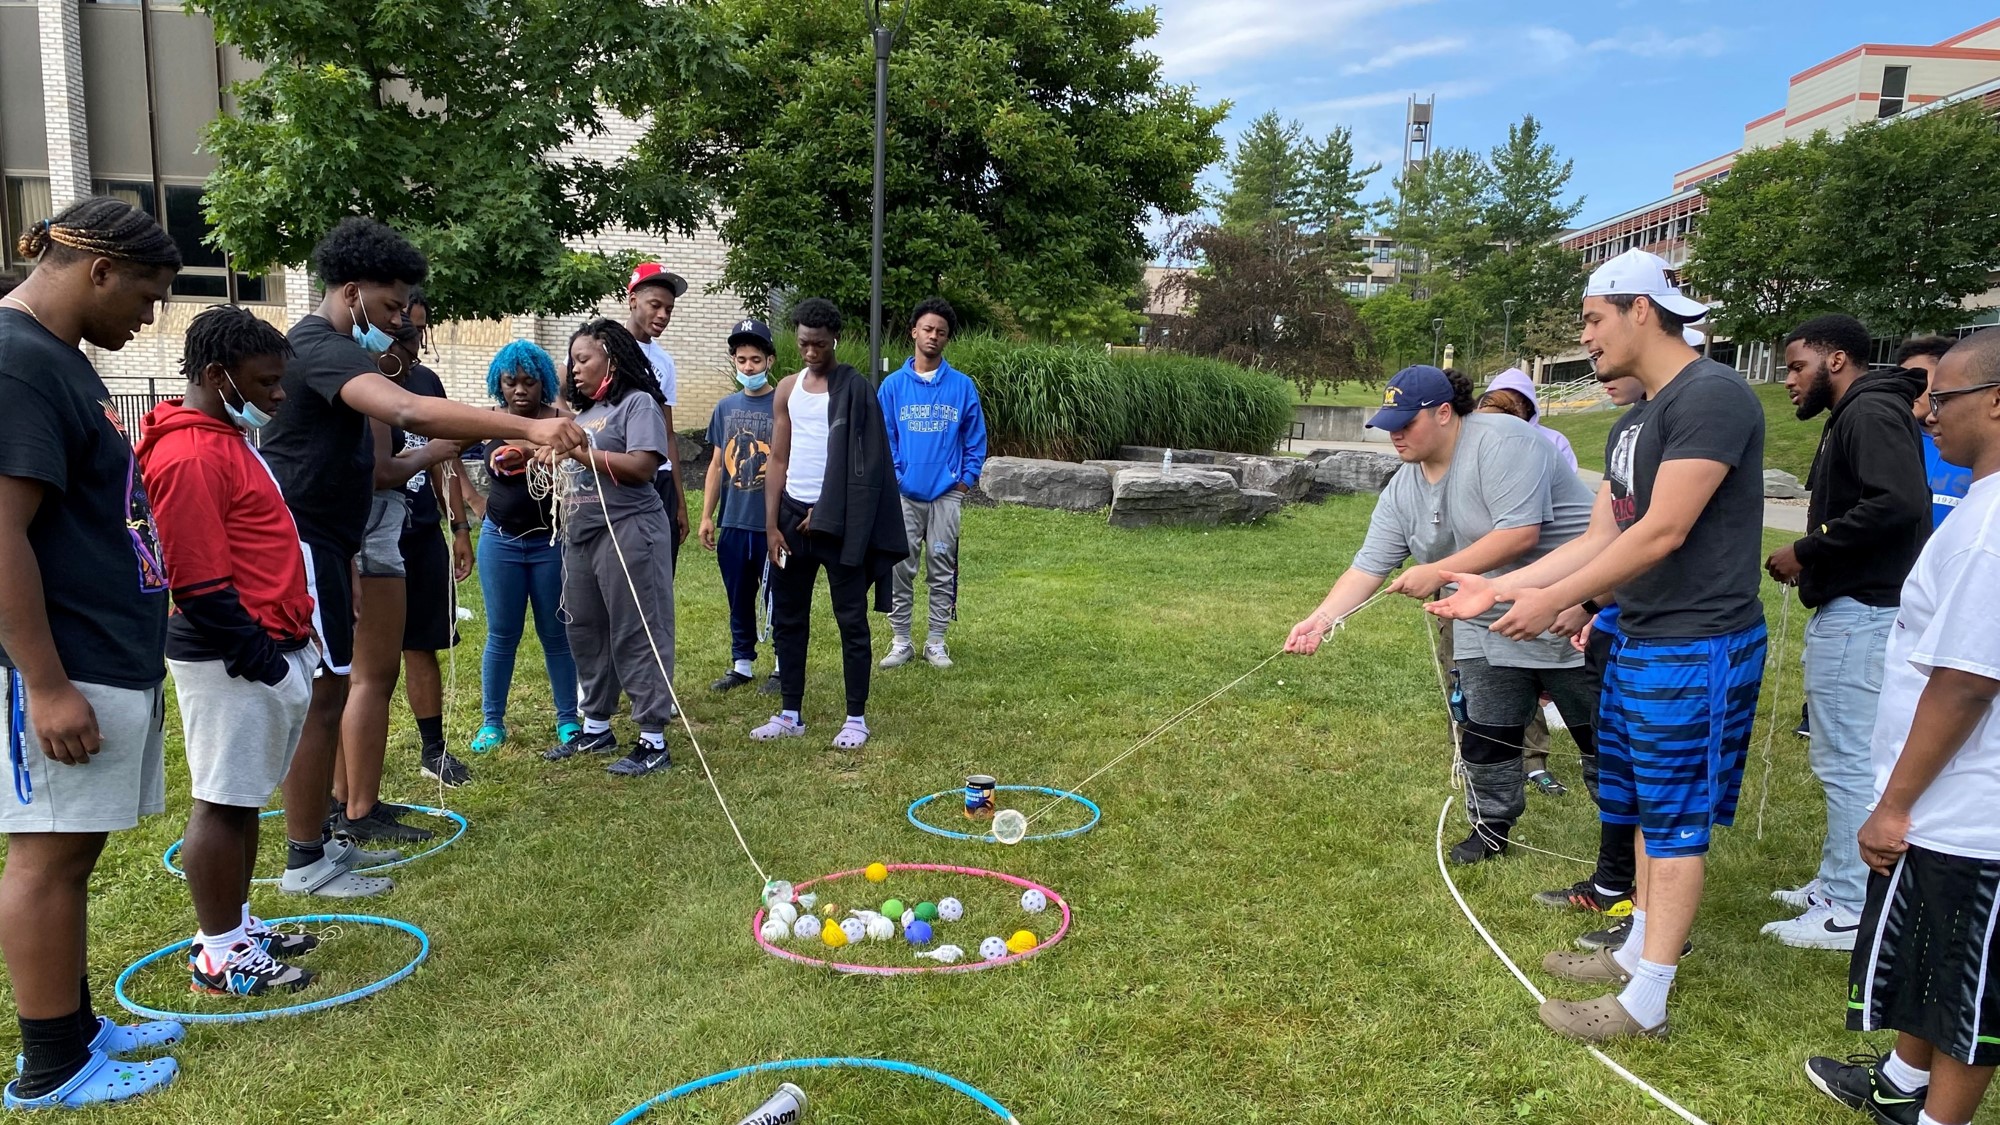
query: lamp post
[
  {"left": 866, "top": 0, "right": 909, "bottom": 382},
  {"left": 1430, "top": 317, "right": 1444, "bottom": 366},
  {"left": 1502, "top": 298, "right": 1517, "bottom": 362}
]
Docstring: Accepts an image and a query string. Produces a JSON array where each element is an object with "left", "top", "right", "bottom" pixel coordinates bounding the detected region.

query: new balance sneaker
[
  {"left": 1762, "top": 894, "right": 1860, "bottom": 950},
  {"left": 1449, "top": 825, "right": 1509, "bottom": 865},
  {"left": 880, "top": 641, "right": 915, "bottom": 669},
  {"left": 606, "top": 743, "right": 671, "bottom": 777},
  {"left": 546, "top": 727, "right": 619, "bottom": 761},
  {"left": 336, "top": 803, "right": 435, "bottom": 845},
  {"left": 1804, "top": 1053, "right": 1925, "bottom": 1125},
  {"left": 1532, "top": 879, "right": 1634, "bottom": 914},
  {"left": 189, "top": 941, "right": 315, "bottom": 996},
  {"left": 246, "top": 916, "right": 320, "bottom": 959},
  {"left": 420, "top": 745, "right": 470, "bottom": 787}
]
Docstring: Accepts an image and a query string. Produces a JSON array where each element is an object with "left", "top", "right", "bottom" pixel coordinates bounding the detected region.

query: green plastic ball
[
  {"left": 881, "top": 899, "right": 906, "bottom": 920},
  {"left": 914, "top": 901, "right": 939, "bottom": 923}
]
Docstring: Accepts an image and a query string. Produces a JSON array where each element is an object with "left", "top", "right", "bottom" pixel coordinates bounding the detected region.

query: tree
[
  {"left": 1357, "top": 287, "right": 1436, "bottom": 374},
  {"left": 1380, "top": 147, "right": 1493, "bottom": 281},
  {"left": 1158, "top": 219, "right": 1372, "bottom": 399},
  {"left": 1485, "top": 115, "right": 1582, "bottom": 251},
  {"left": 196, "top": 0, "right": 731, "bottom": 321},
  {"left": 1296, "top": 125, "right": 1380, "bottom": 264},
  {"left": 1682, "top": 134, "right": 1839, "bottom": 347},
  {"left": 648, "top": 0, "right": 1225, "bottom": 341},
  {"left": 1220, "top": 111, "right": 1305, "bottom": 232}
]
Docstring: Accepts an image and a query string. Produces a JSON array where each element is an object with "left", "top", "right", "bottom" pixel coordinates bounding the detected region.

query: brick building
[{"left": 1, "top": 0, "right": 748, "bottom": 428}]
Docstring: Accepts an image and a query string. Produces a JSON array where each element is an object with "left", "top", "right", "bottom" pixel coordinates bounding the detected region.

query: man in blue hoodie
[
  {"left": 878, "top": 298, "right": 988, "bottom": 669},
  {"left": 1901, "top": 335, "right": 1971, "bottom": 528}
]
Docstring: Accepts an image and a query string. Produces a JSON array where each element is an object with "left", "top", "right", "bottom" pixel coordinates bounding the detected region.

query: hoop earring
[{"left": 380, "top": 353, "right": 405, "bottom": 378}]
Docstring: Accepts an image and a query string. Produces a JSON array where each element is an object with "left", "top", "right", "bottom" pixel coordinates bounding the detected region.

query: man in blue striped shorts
[{"left": 1432, "top": 248, "right": 1767, "bottom": 1043}]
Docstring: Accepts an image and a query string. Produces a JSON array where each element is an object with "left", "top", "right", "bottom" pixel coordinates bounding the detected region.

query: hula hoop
[
  {"left": 610, "top": 1056, "right": 1019, "bottom": 1125},
  {"left": 906, "top": 785, "right": 1099, "bottom": 844},
  {"left": 753, "top": 863, "right": 1069, "bottom": 977},
  {"left": 160, "top": 805, "right": 468, "bottom": 883},
  {"left": 114, "top": 913, "right": 429, "bottom": 1023}
]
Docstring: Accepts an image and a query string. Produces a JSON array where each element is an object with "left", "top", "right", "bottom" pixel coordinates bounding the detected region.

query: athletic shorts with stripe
[
  {"left": 1596, "top": 620, "right": 1767, "bottom": 859},
  {"left": 1848, "top": 844, "right": 2000, "bottom": 1067},
  {"left": 302, "top": 540, "right": 355, "bottom": 676}
]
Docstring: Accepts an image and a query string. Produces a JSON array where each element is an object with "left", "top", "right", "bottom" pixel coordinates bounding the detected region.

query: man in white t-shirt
[
  {"left": 1805, "top": 328, "right": 2000, "bottom": 1125},
  {"left": 625, "top": 262, "right": 690, "bottom": 566}
]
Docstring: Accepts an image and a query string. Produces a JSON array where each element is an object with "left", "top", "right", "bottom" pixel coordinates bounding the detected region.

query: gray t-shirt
[
  {"left": 567, "top": 390, "right": 669, "bottom": 539},
  {"left": 704, "top": 390, "right": 775, "bottom": 532},
  {"left": 1604, "top": 358, "right": 1765, "bottom": 638},
  {"left": 1352, "top": 412, "right": 1594, "bottom": 667}
]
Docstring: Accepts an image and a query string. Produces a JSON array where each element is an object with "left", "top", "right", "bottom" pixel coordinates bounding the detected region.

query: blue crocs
[
  {"left": 3, "top": 1051, "right": 177, "bottom": 1110},
  {"left": 468, "top": 725, "right": 507, "bottom": 755},
  {"left": 16, "top": 1017, "right": 184, "bottom": 1074}
]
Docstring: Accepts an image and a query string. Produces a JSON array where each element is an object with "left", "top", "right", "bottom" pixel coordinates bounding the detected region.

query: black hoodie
[
  {"left": 809, "top": 364, "right": 910, "bottom": 611},
  {"left": 1794, "top": 366, "right": 1930, "bottom": 609}
]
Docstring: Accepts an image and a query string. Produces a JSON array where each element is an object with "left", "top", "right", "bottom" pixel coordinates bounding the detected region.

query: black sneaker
[
  {"left": 605, "top": 744, "right": 671, "bottom": 777},
  {"left": 1804, "top": 1053, "right": 1924, "bottom": 1125},
  {"left": 336, "top": 803, "right": 436, "bottom": 844},
  {"left": 1528, "top": 770, "right": 1568, "bottom": 797},
  {"left": 189, "top": 941, "right": 316, "bottom": 996},
  {"left": 420, "top": 745, "right": 470, "bottom": 787},
  {"left": 1576, "top": 917, "right": 1695, "bottom": 956},
  {"left": 758, "top": 675, "right": 781, "bottom": 695},
  {"left": 1532, "top": 879, "right": 1633, "bottom": 914},
  {"left": 1449, "top": 825, "right": 1509, "bottom": 865},
  {"left": 711, "top": 671, "right": 755, "bottom": 692},
  {"left": 545, "top": 727, "right": 619, "bottom": 761}
]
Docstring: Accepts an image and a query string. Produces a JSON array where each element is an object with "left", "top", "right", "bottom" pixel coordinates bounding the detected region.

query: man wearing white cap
[{"left": 1432, "top": 249, "right": 1768, "bottom": 1043}]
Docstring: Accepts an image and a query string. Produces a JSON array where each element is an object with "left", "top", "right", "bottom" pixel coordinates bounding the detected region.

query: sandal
[
  {"left": 4, "top": 1051, "right": 177, "bottom": 1110},
  {"left": 750, "top": 715, "right": 805, "bottom": 741},
  {"left": 14, "top": 1019, "right": 184, "bottom": 1075},
  {"left": 468, "top": 725, "right": 507, "bottom": 755},
  {"left": 832, "top": 719, "right": 869, "bottom": 750}
]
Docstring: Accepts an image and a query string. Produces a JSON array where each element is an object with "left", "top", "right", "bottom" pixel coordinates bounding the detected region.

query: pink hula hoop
[{"left": 752, "top": 862, "right": 1071, "bottom": 976}]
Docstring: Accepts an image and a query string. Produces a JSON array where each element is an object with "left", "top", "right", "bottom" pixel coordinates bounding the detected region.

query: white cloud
[
  {"left": 1301, "top": 77, "right": 1491, "bottom": 115},
  {"left": 1145, "top": 0, "right": 1432, "bottom": 79},
  {"left": 1524, "top": 24, "right": 1730, "bottom": 64},
  {"left": 1340, "top": 36, "right": 1469, "bottom": 75}
]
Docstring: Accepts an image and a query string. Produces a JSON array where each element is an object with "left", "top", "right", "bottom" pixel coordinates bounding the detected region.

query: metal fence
[{"left": 104, "top": 379, "right": 175, "bottom": 444}]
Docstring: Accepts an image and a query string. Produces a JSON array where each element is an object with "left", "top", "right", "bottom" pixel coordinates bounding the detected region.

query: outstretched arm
[{"left": 340, "top": 371, "right": 584, "bottom": 456}]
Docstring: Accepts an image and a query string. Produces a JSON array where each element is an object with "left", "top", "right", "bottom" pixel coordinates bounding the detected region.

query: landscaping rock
[
  {"left": 1763, "top": 469, "right": 1809, "bottom": 499},
  {"left": 1108, "top": 467, "right": 1244, "bottom": 529},
  {"left": 1117, "top": 445, "right": 1221, "bottom": 466},
  {"left": 979, "top": 457, "right": 1112, "bottom": 512},
  {"left": 1238, "top": 488, "right": 1285, "bottom": 523},
  {"left": 1084, "top": 459, "right": 1243, "bottom": 484},
  {"left": 1308, "top": 450, "right": 1402, "bottom": 499},
  {"left": 1222, "top": 454, "right": 1316, "bottom": 503}
]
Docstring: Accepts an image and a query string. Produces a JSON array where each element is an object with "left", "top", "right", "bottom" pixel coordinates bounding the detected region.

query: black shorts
[
  {"left": 399, "top": 523, "right": 460, "bottom": 653},
  {"left": 303, "top": 540, "right": 355, "bottom": 676},
  {"left": 1848, "top": 843, "right": 2000, "bottom": 1066}
]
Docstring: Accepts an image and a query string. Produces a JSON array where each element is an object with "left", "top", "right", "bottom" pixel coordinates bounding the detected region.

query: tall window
[
  {"left": 1, "top": 177, "right": 53, "bottom": 271},
  {"left": 94, "top": 179, "right": 272, "bottom": 301},
  {"left": 1880, "top": 65, "right": 1909, "bottom": 118}
]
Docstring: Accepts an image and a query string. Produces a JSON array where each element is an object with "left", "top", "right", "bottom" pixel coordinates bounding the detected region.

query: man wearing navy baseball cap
[
  {"left": 1431, "top": 247, "right": 1767, "bottom": 1044},
  {"left": 1288, "top": 362, "right": 1599, "bottom": 870},
  {"left": 699, "top": 318, "right": 781, "bottom": 693},
  {"left": 625, "top": 262, "right": 691, "bottom": 567}
]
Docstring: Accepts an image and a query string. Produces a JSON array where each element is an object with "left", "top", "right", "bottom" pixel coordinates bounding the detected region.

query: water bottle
[{"left": 1162, "top": 448, "right": 1174, "bottom": 476}]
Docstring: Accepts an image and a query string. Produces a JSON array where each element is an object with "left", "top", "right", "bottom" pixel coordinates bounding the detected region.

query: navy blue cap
[
  {"left": 1367, "top": 365, "right": 1454, "bottom": 431},
  {"left": 727, "top": 318, "right": 775, "bottom": 352}
]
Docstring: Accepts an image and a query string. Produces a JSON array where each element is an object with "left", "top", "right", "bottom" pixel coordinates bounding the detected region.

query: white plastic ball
[
  {"left": 839, "top": 917, "right": 867, "bottom": 944},
  {"left": 760, "top": 918, "right": 790, "bottom": 943},
  {"left": 979, "top": 936, "right": 1008, "bottom": 961},
  {"left": 1020, "top": 889, "right": 1047, "bottom": 914},
  {"left": 771, "top": 901, "right": 798, "bottom": 927},
  {"left": 792, "top": 915, "right": 822, "bottom": 941},
  {"left": 864, "top": 915, "right": 895, "bottom": 941},
  {"left": 937, "top": 896, "right": 964, "bottom": 923}
]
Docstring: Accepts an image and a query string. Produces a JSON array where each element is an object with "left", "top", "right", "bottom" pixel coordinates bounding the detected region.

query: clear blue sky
[{"left": 1144, "top": 0, "right": 1998, "bottom": 231}]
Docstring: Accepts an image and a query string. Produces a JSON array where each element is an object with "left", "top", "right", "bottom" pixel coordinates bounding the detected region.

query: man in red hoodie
[{"left": 137, "top": 306, "right": 323, "bottom": 996}]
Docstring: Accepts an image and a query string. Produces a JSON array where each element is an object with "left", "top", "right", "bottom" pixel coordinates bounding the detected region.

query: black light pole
[
  {"left": 1430, "top": 317, "right": 1444, "bottom": 366},
  {"left": 867, "top": 0, "right": 908, "bottom": 382},
  {"left": 1502, "top": 298, "right": 1517, "bottom": 361}
]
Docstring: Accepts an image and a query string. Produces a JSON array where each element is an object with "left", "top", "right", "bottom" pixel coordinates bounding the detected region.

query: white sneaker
[
  {"left": 923, "top": 641, "right": 953, "bottom": 669},
  {"left": 1761, "top": 894, "right": 1859, "bottom": 950},
  {"left": 880, "top": 641, "right": 915, "bottom": 668},
  {"left": 1771, "top": 878, "right": 1822, "bottom": 911}
]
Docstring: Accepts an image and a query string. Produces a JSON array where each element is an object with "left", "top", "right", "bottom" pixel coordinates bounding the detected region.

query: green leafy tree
[
  {"left": 649, "top": 0, "right": 1224, "bottom": 341},
  {"left": 1485, "top": 115, "right": 1582, "bottom": 251},
  {"left": 196, "top": 0, "right": 730, "bottom": 321},
  {"left": 1296, "top": 125, "right": 1380, "bottom": 264},
  {"left": 1381, "top": 146, "right": 1493, "bottom": 282},
  {"left": 1220, "top": 110, "right": 1305, "bottom": 231},
  {"left": 1682, "top": 134, "right": 1838, "bottom": 347},
  {"left": 1357, "top": 287, "right": 1436, "bottom": 375}
]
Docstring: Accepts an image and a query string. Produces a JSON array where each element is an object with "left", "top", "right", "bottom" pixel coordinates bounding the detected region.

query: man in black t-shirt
[
  {"left": 0, "top": 197, "right": 185, "bottom": 1107},
  {"left": 258, "top": 218, "right": 584, "bottom": 900}
]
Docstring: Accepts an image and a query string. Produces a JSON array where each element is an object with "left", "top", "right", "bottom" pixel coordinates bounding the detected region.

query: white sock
[
  {"left": 241, "top": 902, "right": 261, "bottom": 932},
  {"left": 1613, "top": 909, "right": 1647, "bottom": 974},
  {"left": 734, "top": 659, "right": 754, "bottom": 678},
  {"left": 1616, "top": 958, "right": 1675, "bottom": 1029},
  {"left": 583, "top": 716, "right": 611, "bottom": 735},
  {"left": 781, "top": 709, "right": 801, "bottom": 724},
  {"left": 1919, "top": 1112, "right": 1956, "bottom": 1125},
  {"left": 638, "top": 730, "right": 665, "bottom": 750},
  {"left": 1882, "top": 1050, "right": 1931, "bottom": 1095},
  {"left": 194, "top": 925, "right": 248, "bottom": 973},
  {"left": 845, "top": 715, "right": 868, "bottom": 731}
]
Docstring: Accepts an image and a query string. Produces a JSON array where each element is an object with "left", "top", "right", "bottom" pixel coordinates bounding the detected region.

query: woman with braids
[
  {"left": 471, "top": 340, "right": 582, "bottom": 759},
  {"left": 1283, "top": 364, "right": 1601, "bottom": 866},
  {"left": 0, "top": 197, "right": 185, "bottom": 1107},
  {"left": 546, "top": 318, "right": 677, "bottom": 778}
]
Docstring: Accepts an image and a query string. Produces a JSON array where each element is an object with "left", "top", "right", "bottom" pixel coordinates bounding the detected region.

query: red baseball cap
[{"left": 628, "top": 262, "right": 687, "bottom": 298}]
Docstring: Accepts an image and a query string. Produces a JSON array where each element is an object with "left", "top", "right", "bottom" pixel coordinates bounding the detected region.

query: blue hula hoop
[
  {"left": 611, "top": 1057, "right": 1018, "bottom": 1125},
  {"left": 114, "top": 913, "right": 428, "bottom": 1023},
  {"left": 160, "top": 805, "right": 467, "bottom": 883},
  {"left": 906, "top": 784, "right": 1099, "bottom": 844}
]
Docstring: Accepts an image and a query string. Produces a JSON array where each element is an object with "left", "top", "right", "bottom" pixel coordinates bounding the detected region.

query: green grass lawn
[
  {"left": 1546, "top": 381, "right": 1822, "bottom": 480},
  {"left": 23, "top": 498, "right": 1990, "bottom": 1124}
]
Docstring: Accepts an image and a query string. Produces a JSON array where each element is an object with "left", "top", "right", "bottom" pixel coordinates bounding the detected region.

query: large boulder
[
  {"left": 1221, "top": 454, "right": 1316, "bottom": 503},
  {"left": 1084, "top": 459, "right": 1243, "bottom": 484},
  {"left": 1117, "top": 445, "right": 1222, "bottom": 466},
  {"left": 978, "top": 457, "right": 1112, "bottom": 512},
  {"left": 1238, "top": 488, "right": 1285, "bottom": 523},
  {"left": 1108, "top": 467, "right": 1244, "bottom": 528},
  {"left": 1763, "top": 468, "right": 1809, "bottom": 499},
  {"left": 1308, "top": 450, "right": 1402, "bottom": 499}
]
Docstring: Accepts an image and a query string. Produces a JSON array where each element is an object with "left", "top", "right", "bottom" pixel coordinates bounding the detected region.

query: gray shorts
[
  {"left": 359, "top": 491, "right": 408, "bottom": 578},
  {"left": 167, "top": 648, "right": 316, "bottom": 809},
  {"left": 0, "top": 676, "right": 166, "bottom": 834},
  {"left": 1455, "top": 657, "right": 1598, "bottom": 729}
]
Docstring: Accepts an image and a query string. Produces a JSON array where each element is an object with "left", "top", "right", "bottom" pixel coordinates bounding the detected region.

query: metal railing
[{"left": 1536, "top": 375, "right": 1610, "bottom": 415}]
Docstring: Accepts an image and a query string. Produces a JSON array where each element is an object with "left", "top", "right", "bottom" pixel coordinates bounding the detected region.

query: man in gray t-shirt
[{"left": 1286, "top": 365, "right": 1600, "bottom": 865}]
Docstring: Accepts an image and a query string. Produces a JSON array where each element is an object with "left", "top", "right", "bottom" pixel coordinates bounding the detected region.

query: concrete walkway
[{"left": 1292, "top": 438, "right": 1808, "bottom": 533}]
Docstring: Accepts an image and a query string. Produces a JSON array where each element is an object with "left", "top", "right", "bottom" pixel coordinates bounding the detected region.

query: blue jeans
[
  {"left": 716, "top": 526, "right": 769, "bottom": 664},
  {"left": 476, "top": 521, "right": 578, "bottom": 730},
  {"left": 1801, "top": 596, "right": 1895, "bottom": 914}
]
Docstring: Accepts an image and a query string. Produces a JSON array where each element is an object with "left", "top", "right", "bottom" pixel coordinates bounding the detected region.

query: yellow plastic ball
[
  {"left": 1006, "top": 930, "right": 1038, "bottom": 954},
  {"left": 819, "top": 902, "right": 841, "bottom": 920},
  {"left": 822, "top": 921, "right": 849, "bottom": 948},
  {"left": 864, "top": 862, "right": 889, "bottom": 883}
]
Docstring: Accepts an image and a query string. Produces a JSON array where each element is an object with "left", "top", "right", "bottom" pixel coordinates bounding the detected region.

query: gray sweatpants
[
  {"left": 890, "top": 491, "right": 962, "bottom": 641},
  {"left": 563, "top": 508, "right": 677, "bottom": 730}
]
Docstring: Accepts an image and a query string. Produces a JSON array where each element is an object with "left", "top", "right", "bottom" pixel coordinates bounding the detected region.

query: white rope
[
  {"left": 1754, "top": 593, "right": 1795, "bottom": 840},
  {"left": 1435, "top": 797, "right": 1713, "bottom": 1125}
]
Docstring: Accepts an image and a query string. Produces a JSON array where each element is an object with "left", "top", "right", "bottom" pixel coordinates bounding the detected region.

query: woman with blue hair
[{"left": 468, "top": 340, "right": 581, "bottom": 755}]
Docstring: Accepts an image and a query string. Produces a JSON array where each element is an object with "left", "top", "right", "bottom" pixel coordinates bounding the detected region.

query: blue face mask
[
  {"left": 223, "top": 371, "right": 272, "bottom": 431},
  {"left": 737, "top": 371, "right": 769, "bottom": 391},
  {"left": 349, "top": 294, "right": 395, "bottom": 356}
]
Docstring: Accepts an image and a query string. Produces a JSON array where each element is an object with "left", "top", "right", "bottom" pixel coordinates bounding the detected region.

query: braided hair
[
  {"left": 16, "top": 196, "right": 181, "bottom": 270},
  {"left": 565, "top": 317, "right": 663, "bottom": 408},
  {"left": 180, "top": 305, "right": 292, "bottom": 382}
]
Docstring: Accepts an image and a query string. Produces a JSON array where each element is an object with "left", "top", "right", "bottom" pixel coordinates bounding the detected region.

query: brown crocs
[
  {"left": 1542, "top": 947, "right": 1632, "bottom": 985},
  {"left": 1539, "top": 994, "right": 1669, "bottom": 1043}
]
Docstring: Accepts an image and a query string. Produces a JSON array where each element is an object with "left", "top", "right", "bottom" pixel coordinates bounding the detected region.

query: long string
[{"left": 1753, "top": 592, "right": 1795, "bottom": 840}]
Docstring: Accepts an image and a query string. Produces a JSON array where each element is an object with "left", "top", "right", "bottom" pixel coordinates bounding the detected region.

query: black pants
[
  {"left": 770, "top": 495, "right": 872, "bottom": 717},
  {"left": 1584, "top": 625, "right": 1636, "bottom": 894}
]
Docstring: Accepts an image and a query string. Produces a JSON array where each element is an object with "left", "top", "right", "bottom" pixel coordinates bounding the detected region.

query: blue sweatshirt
[
  {"left": 878, "top": 356, "right": 989, "bottom": 501},
  {"left": 1923, "top": 431, "right": 1971, "bottom": 529}
]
